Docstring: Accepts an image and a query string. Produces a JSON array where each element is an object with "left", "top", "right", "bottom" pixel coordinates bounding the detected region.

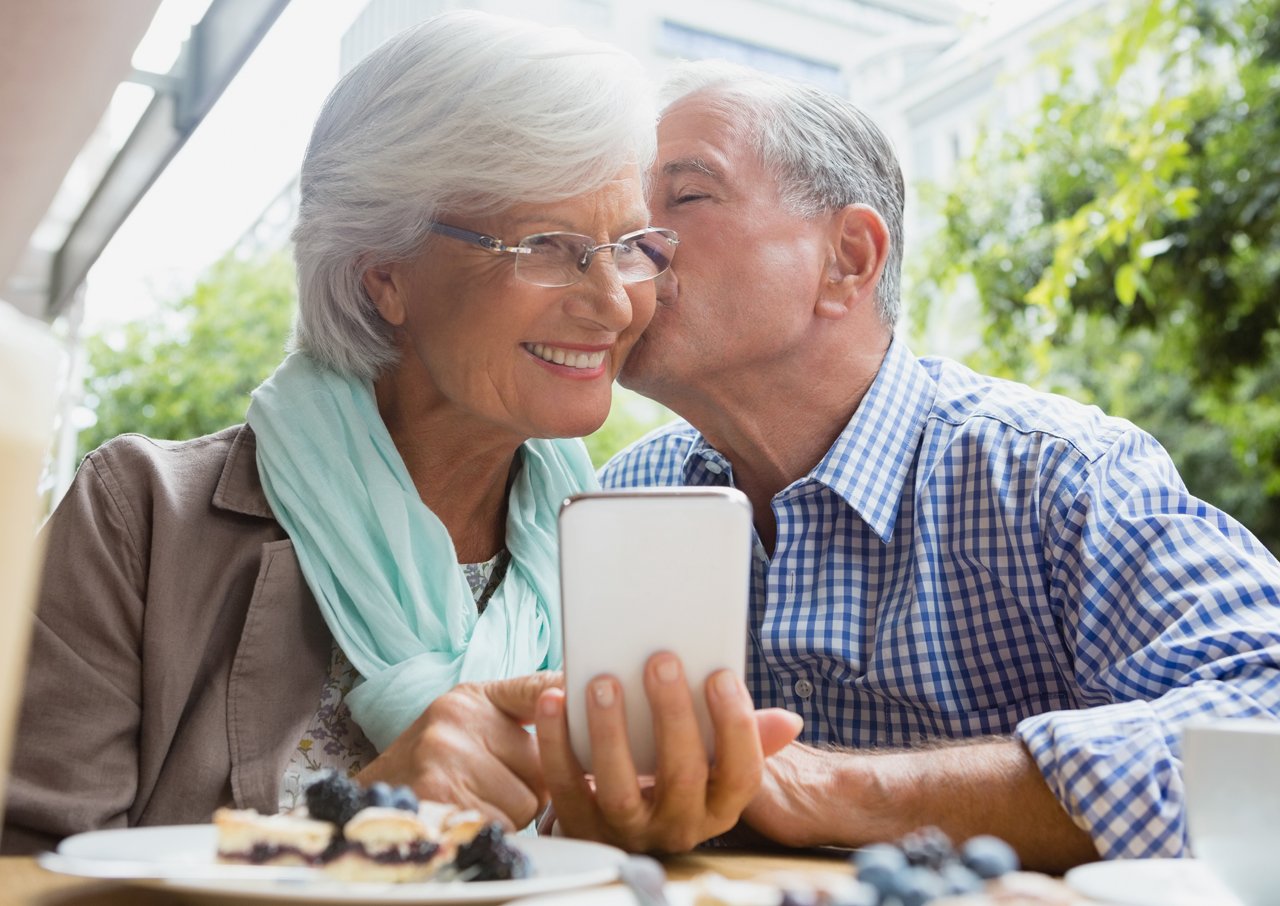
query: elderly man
[{"left": 533, "top": 62, "right": 1280, "bottom": 871}]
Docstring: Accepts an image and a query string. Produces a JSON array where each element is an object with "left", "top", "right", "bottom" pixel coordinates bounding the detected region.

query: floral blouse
[{"left": 278, "top": 551, "right": 510, "bottom": 811}]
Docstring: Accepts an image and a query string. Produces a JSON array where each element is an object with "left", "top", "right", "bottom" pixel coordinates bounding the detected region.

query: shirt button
[
  {"left": 703, "top": 460, "right": 724, "bottom": 475},
  {"left": 793, "top": 679, "right": 813, "bottom": 699}
]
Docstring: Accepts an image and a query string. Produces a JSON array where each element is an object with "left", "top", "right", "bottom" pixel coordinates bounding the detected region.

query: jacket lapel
[{"left": 216, "top": 426, "right": 332, "bottom": 813}]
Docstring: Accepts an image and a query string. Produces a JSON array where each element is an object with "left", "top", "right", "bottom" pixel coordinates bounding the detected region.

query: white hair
[
  {"left": 292, "top": 11, "right": 657, "bottom": 380},
  {"left": 661, "top": 61, "right": 905, "bottom": 326}
]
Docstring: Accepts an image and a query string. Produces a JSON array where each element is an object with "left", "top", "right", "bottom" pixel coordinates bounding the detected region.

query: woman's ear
[
  {"left": 361, "top": 263, "right": 407, "bottom": 327},
  {"left": 815, "top": 204, "right": 890, "bottom": 321}
]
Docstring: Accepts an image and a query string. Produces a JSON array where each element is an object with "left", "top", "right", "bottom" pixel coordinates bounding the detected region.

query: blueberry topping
[
  {"left": 363, "top": 781, "right": 396, "bottom": 810},
  {"left": 452, "top": 823, "right": 531, "bottom": 882},
  {"left": 304, "top": 769, "right": 364, "bottom": 826},
  {"left": 388, "top": 784, "right": 419, "bottom": 812}
]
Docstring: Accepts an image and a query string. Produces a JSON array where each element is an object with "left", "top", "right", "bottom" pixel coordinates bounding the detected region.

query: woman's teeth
[{"left": 527, "top": 343, "right": 605, "bottom": 369}]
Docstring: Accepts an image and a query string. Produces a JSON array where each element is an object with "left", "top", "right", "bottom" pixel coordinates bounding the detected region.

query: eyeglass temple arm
[{"left": 428, "top": 222, "right": 530, "bottom": 255}]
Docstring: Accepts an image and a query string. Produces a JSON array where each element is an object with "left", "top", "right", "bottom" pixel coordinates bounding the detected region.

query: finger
[
  {"left": 583, "top": 675, "right": 650, "bottom": 841},
  {"left": 413, "top": 752, "right": 540, "bottom": 831},
  {"left": 477, "top": 711, "right": 549, "bottom": 805},
  {"left": 533, "top": 688, "right": 605, "bottom": 840},
  {"left": 755, "top": 708, "right": 804, "bottom": 757},
  {"left": 702, "top": 669, "right": 765, "bottom": 828},
  {"left": 484, "top": 670, "right": 564, "bottom": 723},
  {"left": 407, "top": 719, "right": 544, "bottom": 830},
  {"left": 645, "top": 654, "right": 713, "bottom": 840},
  {"left": 417, "top": 685, "right": 548, "bottom": 810}
]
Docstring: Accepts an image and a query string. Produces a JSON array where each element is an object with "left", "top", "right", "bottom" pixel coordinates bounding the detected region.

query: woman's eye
[{"left": 673, "top": 193, "right": 707, "bottom": 205}]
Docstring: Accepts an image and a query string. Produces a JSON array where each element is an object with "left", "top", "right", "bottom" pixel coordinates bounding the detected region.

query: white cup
[
  {"left": 0, "top": 301, "right": 65, "bottom": 844},
  {"left": 1183, "top": 718, "right": 1280, "bottom": 906}
]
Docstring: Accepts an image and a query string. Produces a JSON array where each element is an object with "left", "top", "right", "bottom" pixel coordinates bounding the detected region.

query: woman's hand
[
  {"left": 533, "top": 652, "right": 802, "bottom": 852},
  {"left": 358, "top": 671, "right": 562, "bottom": 830}
]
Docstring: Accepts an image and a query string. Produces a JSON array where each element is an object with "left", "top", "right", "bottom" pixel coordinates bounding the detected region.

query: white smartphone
[{"left": 558, "top": 487, "right": 753, "bottom": 775}]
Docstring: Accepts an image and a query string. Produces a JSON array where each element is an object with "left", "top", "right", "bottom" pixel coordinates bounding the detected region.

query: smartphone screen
[{"left": 558, "top": 488, "right": 752, "bottom": 774}]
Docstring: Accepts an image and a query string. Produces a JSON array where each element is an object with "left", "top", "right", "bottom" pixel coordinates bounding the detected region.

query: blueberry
[
  {"left": 304, "top": 769, "right": 364, "bottom": 826},
  {"left": 913, "top": 826, "right": 955, "bottom": 869},
  {"left": 453, "top": 823, "right": 531, "bottom": 882},
  {"left": 852, "top": 843, "right": 908, "bottom": 895},
  {"left": 896, "top": 865, "right": 949, "bottom": 906},
  {"left": 960, "top": 835, "right": 1019, "bottom": 880},
  {"left": 899, "top": 831, "right": 931, "bottom": 867},
  {"left": 363, "top": 781, "right": 395, "bottom": 810},
  {"left": 389, "top": 784, "right": 418, "bottom": 813},
  {"left": 940, "top": 862, "right": 984, "bottom": 895}
]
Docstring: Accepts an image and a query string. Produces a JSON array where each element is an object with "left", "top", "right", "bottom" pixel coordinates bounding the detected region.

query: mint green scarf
[{"left": 246, "top": 352, "right": 595, "bottom": 750}]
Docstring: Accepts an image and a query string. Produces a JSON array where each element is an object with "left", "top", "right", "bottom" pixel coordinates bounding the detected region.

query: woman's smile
[{"left": 523, "top": 342, "right": 611, "bottom": 377}]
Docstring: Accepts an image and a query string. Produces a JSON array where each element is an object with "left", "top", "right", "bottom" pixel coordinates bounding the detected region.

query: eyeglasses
[{"left": 427, "top": 222, "right": 679, "bottom": 288}]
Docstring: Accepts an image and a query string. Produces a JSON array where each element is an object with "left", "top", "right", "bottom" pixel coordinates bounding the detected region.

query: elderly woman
[{"left": 1, "top": 12, "right": 681, "bottom": 853}]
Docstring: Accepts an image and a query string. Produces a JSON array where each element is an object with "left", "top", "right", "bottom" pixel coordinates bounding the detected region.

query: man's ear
[
  {"left": 815, "top": 204, "right": 890, "bottom": 321},
  {"left": 361, "top": 262, "right": 407, "bottom": 327}
]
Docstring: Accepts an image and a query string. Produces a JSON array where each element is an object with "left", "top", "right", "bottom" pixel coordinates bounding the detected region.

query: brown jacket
[{"left": 2, "top": 425, "right": 331, "bottom": 854}]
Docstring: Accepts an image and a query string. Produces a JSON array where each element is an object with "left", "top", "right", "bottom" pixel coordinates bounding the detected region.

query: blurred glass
[{"left": 0, "top": 301, "right": 65, "bottom": 844}]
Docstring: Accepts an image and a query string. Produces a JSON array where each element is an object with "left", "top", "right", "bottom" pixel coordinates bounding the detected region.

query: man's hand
[
  {"left": 534, "top": 652, "right": 802, "bottom": 852},
  {"left": 358, "top": 671, "right": 562, "bottom": 831},
  {"left": 739, "top": 738, "right": 1100, "bottom": 874},
  {"left": 740, "top": 742, "right": 872, "bottom": 847}
]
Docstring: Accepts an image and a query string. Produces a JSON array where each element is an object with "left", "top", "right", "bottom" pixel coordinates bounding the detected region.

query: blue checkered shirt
[{"left": 600, "top": 338, "right": 1280, "bottom": 859}]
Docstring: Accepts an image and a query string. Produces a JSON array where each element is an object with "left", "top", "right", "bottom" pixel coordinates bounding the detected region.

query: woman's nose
[{"left": 567, "top": 259, "right": 633, "bottom": 331}]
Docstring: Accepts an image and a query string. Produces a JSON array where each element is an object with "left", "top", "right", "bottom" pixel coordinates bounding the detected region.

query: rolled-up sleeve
[{"left": 1017, "top": 428, "right": 1280, "bottom": 858}]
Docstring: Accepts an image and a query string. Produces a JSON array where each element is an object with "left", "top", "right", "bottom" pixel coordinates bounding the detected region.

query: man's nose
[{"left": 653, "top": 267, "right": 677, "bottom": 305}]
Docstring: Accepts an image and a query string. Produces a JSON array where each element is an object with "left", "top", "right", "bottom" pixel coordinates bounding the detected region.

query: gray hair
[
  {"left": 661, "top": 61, "right": 905, "bottom": 326},
  {"left": 292, "top": 11, "right": 657, "bottom": 380}
]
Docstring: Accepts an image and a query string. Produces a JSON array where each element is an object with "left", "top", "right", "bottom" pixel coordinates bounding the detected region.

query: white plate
[
  {"left": 510, "top": 874, "right": 859, "bottom": 906},
  {"left": 51, "top": 824, "right": 626, "bottom": 904},
  {"left": 509, "top": 881, "right": 696, "bottom": 906},
  {"left": 1064, "top": 858, "right": 1245, "bottom": 906}
]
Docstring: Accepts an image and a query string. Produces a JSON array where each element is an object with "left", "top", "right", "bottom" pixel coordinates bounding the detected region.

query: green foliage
[
  {"left": 584, "top": 387, "right": 674, "bottom": 469},
  {"left": 912, "top": 0, "right": 1280, "bottom": 551},
  {"left": 79, "top": 250, "right": 297, "bottom": 459}
]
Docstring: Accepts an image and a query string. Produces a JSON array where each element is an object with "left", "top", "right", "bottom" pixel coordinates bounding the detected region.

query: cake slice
[
  {"left": 324, "top": 806, "right": 444, "bottom": 882},
  {"left": 213, "top": 807, "right": 335, "bottom": 866},
  {"left": 211, "top": 771, "right": 528, "bottom": 883}
]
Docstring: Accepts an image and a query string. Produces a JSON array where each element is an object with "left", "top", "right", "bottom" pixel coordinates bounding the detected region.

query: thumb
[
  {"left": 755, "top": 709, "right": 803, "bottom": 758},
  {"left": 484, "top": 670, "right": 564, "bottom": 722}
]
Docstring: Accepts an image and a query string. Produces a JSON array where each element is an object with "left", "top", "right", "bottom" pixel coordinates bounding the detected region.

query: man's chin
[
  {"left": 617, "top": 344, "right": 655, "bottom": 394},
  {"left": 618, "top": 359, "right": 678, "bottom": 411}
]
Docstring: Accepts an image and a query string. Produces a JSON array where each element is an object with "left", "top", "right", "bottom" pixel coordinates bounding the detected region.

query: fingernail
[
  {"left": 655, "top": 657, "right": 680, "bottom": 685},
  {"left": 539, "top": 693, "right": 560, "bottom": 717},
  {"left": 713, "top": 670, "right": 740, "bottom": 699},
  {"left": 592, "top": 678, "right": 615, "bottom": 708}
]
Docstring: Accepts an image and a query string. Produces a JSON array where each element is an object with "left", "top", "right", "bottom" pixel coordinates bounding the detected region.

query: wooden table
[{"left": 0, "top": 850, "right": 856, "bottom": 906}]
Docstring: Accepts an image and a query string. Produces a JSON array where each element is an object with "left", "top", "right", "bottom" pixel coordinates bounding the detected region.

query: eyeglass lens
[{"left": 516, "top": 230, "right": 677, "bottom": 287}]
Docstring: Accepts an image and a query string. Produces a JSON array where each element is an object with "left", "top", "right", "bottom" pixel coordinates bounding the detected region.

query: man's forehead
[{"left": 657, "top": 97, "right": 752, "bottom": 176}]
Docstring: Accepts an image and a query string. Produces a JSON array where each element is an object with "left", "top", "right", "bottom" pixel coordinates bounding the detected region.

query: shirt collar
[
  {"left": 675, "top": 338, "right": 936, "bottom": 543},
  {"left": 808, "top": 337, "right": 936, "bottom": 542},
  {"left": 679, "top": 432, "right": 734, "bottom": 487},
  {"left": 212, "top": 424, "right": 276, "bottom": 519}
]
